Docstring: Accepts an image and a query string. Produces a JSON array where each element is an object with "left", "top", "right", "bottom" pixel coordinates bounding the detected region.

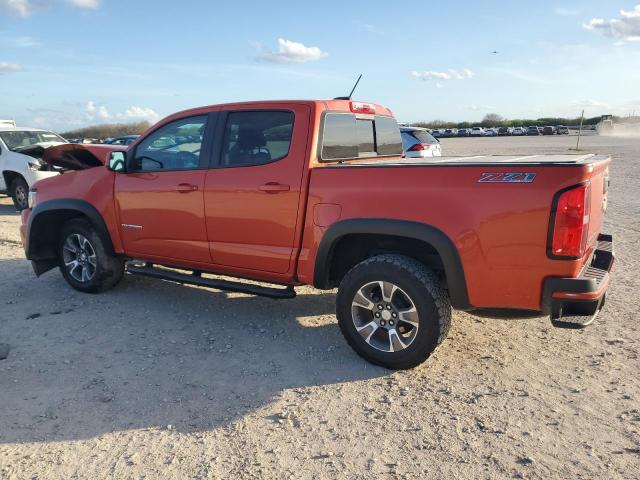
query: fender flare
[
  {"left": 313, "top": 218, "right": 472, "bottom": 310},
  {"left": 26, "top": 199, "right": 115, "bottom": 270}
]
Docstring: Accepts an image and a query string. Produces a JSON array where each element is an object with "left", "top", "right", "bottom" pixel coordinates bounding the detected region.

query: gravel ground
[{"left": 0, "top": 134, "right": 638, "bottom": 479}]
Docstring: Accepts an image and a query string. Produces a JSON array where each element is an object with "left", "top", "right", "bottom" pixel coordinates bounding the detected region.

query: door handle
[
  {"left": 174, "top": 183, "right": 199, "bottom": 193},
  {"left": 259, "top": 182, "right": 290, "bottom": 193}
]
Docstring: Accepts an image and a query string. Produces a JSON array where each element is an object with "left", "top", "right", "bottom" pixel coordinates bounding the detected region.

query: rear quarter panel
[{"left": 298, "top": 162, "right": 605, "bottom": 311}]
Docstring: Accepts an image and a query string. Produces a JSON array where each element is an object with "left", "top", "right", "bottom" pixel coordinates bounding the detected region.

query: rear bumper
[{"left": 542, "top": 234, "right": 614, "bottom": 328}]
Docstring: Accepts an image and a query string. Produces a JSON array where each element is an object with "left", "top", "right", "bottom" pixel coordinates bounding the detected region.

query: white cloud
[
  {"left": 411, "top": 69, "right": 474, "bottom": 81},
  {"left": 256, "top": 38, "right": 328, "bottom": 64},
  {"left": 0, "top": 62, "right": 21, "bottom": 73},
  {"left": 97, "top": 105, "right": 110, "bottom": 119},
  {"left": 0, "top": 0, "right": 32, "bottom": 16},
  {"left": 86, "top": 101, "right": 159, "bottom": 123},
  {"left": 0, "top": 0, "right": 99, "bottom": 17},
  {"left": 65, "top": 0, "right": 99, "bottom": 8},
  {"left": 121, "top": 106, "right": 159, "bottom": 122},
  {"left": 584, "top": 4, "right": 640, "bottom": 41}
]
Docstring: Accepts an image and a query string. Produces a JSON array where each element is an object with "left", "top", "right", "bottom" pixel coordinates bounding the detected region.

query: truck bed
[{"left": 340, "top": 154, "right": 609, "bottom": 166}]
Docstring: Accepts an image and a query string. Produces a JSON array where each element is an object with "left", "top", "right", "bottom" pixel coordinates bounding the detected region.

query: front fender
[{"left": 26, "top": 199, "right": 115, "bottom": 275}]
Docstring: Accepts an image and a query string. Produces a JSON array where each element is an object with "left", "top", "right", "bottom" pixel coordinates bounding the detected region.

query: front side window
[
  {"left": 321, "top": 114, "right": 402, "bottom": 161},
  {"left": 132, "top": 115, "right": 207, "bottom": 171},
  {"left": 220, "top": 111, "right": 294, "bottom": 167}
]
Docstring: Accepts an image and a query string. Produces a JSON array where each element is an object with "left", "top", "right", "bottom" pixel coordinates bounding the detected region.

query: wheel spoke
[
  {"left": 398, "top": 306, "right": 419, "bottom": 327},
  {"left": 388, "top": 329, "right": 407, "bottom": 352},
  {"left": 80, "top": 236, "right": 91, "bottom": 252},
  {"left": 64, "top": 236, "right": 77, "bottom": 253},
  {"left": 378, "top": 281, "right": 397, "bottom": 303},
  {"left": 87, "top": 254, "right": 97, "bottom": 267},
  {"left": 352, "top": 288, "right": 375, "bottom": 310},
  {"left": 356, "top": 321, "right": 378, "bottom": 343},
  {"left": 65, "top": 259, "right": 79, "bottom": 269}
]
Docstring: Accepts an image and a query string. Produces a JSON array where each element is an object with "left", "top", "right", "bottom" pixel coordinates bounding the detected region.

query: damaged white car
[{"left": 0, "top": 126, "right": 67, "bottom": 210}]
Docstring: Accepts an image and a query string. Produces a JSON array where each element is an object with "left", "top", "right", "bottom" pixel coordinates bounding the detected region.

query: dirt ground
[{"left": 0, "top": 135, "right": 638, "bottom": 480}]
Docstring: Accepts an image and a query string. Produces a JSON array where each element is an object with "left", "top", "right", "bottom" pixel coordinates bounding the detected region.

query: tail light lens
[
  {"left": 550, "top": 184, "right": 591, "bottom": 258},
  {"left": 408, "top": 143, "right": 432, "bottom": 151}
]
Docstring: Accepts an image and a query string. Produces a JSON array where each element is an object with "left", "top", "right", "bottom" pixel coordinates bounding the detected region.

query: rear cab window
[
  {"left": 220, "top": 110, "right": 294, "bottom": 167},
  {"left": 320, "top": 113, "right": 402, "bottom": 161}
]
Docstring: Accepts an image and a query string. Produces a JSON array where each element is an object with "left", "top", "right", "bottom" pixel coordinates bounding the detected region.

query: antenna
[{"left": 334, "top": 74, "right": 363, "bottom": 100}]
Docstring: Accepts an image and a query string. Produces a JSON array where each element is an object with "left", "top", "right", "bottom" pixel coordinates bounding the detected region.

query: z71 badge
[{"left": 477, "top": 172, "right": 537, "bottom": 183}]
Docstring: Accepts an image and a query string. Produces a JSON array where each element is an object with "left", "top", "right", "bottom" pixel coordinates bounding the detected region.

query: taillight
[
  {"left": 408, "top": 143, "right": 432, "bottom": 151},
  {"left": 350, "top": 101, "right": 375, "bottom": 114},
  {"left": 550, "top": 184, "right": 591, "bottom": 258}
]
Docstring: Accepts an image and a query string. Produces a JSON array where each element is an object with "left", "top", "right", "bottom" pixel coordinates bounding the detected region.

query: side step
[{"left": 126, "top": 264, "right": 296, "bottom": 300}]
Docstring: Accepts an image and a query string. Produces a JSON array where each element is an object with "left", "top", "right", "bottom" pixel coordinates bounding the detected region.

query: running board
[{"left": 126, "top": 264, "right": 296, "bottom": 299}]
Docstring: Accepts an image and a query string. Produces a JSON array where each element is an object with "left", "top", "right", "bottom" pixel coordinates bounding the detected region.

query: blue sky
[{"left": 1, "top": 0, "right": 639, "bottom": 131}]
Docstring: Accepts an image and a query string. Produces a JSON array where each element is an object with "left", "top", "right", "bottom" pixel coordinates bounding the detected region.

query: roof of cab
[{"left": 158, "top": 99, "right": 395, "bottom": 126}]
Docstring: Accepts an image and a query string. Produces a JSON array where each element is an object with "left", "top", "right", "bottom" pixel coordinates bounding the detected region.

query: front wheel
[
  {"left": 58, "top": 219, "right": 124, "bottom": 293},
  {"left": 336, "top": 254, "right": 451, "bottom": 369},
  {"left": 10, "top": 177, "right": 29, "bottom": 211}
]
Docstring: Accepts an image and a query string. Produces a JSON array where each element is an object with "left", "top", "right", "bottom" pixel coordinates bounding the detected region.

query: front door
[
  {"left": 204, "top": 105, "right": 310, "bottom": 274},
  {"left": 115, "top": 114, "right": 212, "bottom": 264}
]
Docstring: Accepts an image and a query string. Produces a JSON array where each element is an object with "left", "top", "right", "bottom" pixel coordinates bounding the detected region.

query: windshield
[
  {"left": 0, "top": 130, "right": 66, "bottom": 151},
  {"left": 407, "top": 130, "right": 437, "bottom": 144}
]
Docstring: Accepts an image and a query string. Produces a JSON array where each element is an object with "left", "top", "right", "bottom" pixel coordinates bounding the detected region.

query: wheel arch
[
  {"left": 2, "top": 170, "right": 24, "bottom": 190},
  {"left": 313, "top": 218, "right": 472, "bottom": 310},
  {"left": 26, "top": 199, "right": 115, "bottom": 276}
]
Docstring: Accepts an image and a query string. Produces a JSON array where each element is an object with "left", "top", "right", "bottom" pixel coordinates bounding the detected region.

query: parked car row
[
  {"left": 68, "top": 135, "right": 140, "bottom": 145},
  {"left": 431, "top": 125, "right": 570, "bottom": 138}
]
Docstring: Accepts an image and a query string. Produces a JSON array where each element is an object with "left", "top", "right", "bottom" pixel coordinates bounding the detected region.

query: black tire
[
  {"left": 58, "top": 218, "right": 124, "bottom": 293},
  {"left": 336, "top": 254, "right": 451, "bottom": 370},
  {"left": 10, "top": 177, "right": 29, "bottom": 211}
]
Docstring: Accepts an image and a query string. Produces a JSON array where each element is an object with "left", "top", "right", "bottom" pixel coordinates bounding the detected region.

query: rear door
[
  {"left": 115, "top": 114, "right": 214, "bottom": 263},
  {"left": 203, "top": 104, "right": 310, "bottom": 274}
]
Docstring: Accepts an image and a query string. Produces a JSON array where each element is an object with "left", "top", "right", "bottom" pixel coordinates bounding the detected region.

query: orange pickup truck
[{"left": 20, "top": 99, "right": 614, "bottom": 369}]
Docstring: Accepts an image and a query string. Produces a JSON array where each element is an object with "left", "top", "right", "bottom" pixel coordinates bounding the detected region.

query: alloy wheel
[
  {"left": 14, "top": 185, "right": 27, "bottom": 209},
  {"left": 62, "top": 233, "right": 97, "bottom": 283},
  {"left": 351, "top": 281, "right": 419, "bottom": 353}
]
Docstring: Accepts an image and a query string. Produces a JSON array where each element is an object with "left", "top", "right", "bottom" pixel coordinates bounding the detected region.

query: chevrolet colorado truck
[{"left": 20, "top": 100, "right": 614, "bottom": 369}]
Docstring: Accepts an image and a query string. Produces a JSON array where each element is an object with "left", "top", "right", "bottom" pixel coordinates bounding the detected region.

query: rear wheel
[
  {"left": 336, "top": 254, "right": 451, "bottom": 369},
  {"left": 58, "top": 219, "right": 124, "bottom": 293},
  {"left": 10, "top": 177, "right": 29, "bottom": 211}
]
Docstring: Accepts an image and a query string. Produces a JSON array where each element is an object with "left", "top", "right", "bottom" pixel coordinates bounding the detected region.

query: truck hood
[
  {"left": 42, "top": 143, "right": 125, "bottom": 170},
  {"left": 12, "top": 141, "right": 66, "bottom": 159}
]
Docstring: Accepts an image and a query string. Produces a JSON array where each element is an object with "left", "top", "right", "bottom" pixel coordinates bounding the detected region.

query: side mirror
[{"left": 107, "top": 151, "right": 126, "bottom": 172}]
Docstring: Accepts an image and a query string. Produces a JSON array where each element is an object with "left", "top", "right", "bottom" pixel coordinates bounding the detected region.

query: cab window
[
  {"left": 132, "top": 116, "right": 207, "bottom": 171},
  {"left": 220, "top": 111, "right": 294, "bottom": 167},
  {"left": 320, "top": 114, "right": 402, "bottom": 161}
]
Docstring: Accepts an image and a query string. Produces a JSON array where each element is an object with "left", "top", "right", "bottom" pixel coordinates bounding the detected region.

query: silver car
[{"left": 401, "top": 127, "right": 442, "bottom": 158}]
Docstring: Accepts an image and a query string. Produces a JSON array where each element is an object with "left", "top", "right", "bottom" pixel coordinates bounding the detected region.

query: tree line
[{"left": 61, "top": 121, "right": 152, "bottom": 139}]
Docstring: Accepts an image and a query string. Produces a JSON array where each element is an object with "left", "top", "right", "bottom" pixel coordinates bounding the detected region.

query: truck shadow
[
  {"left": 0, "top": 259, "right": 387, "bottom": 445},
  {"left": 0, "top": 201, "right": 18, "bottom": 216}
]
